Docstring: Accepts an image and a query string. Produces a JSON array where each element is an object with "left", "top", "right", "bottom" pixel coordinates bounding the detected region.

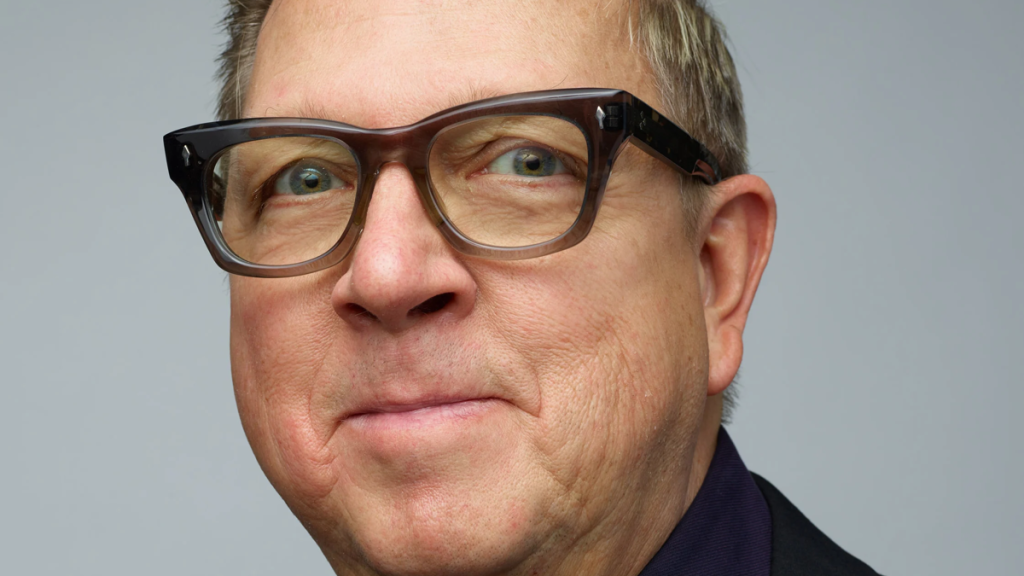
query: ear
[{"left": 697, "top": 175, "right": 776, "bottom": 396}]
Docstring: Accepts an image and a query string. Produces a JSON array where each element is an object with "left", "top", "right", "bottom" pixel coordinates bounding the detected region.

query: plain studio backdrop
[{"left": 1, "top": 1, "right": 1021, "bottom": 574}]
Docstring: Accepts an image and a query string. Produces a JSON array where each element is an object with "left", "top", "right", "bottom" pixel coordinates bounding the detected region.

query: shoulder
[{"left": 751, "top": 474, "right": 883, "bottom": 576}]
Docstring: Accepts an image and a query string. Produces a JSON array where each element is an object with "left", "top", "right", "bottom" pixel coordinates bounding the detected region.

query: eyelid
[
  {"left": 228, "top": 141, "right": 357, "bottom": 192},
  {"left": 289, "top": 158, "right": 353, "bottom": 182},
  {"left": 460, "top": 138, "right": 587, "bottom": 178},
  {"left": 259, "top": 158, "right": 355, "bottom": 200}
]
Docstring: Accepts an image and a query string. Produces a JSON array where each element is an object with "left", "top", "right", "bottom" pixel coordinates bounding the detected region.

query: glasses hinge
[{"left": 597, "top": 104, "right": 624, "bottom": 131}]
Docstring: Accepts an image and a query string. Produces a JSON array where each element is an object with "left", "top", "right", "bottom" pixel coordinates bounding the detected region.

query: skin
[{"left": 229, "top": 0, "right": 776, "bottom": 574}]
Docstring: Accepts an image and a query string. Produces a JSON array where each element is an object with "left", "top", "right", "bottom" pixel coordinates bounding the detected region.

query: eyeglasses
[{"left": 163, "top": 88, "right": 721, "bottom": 278}]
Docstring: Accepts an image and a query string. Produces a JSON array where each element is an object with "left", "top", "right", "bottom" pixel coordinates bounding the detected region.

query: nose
[{"left": 331, "top": 163, "right": 477, "bottom": 332}]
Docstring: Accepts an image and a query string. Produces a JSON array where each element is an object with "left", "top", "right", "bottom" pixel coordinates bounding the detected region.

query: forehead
[{"left": 247, "top": 0, "right": 658, "bottom": 126}]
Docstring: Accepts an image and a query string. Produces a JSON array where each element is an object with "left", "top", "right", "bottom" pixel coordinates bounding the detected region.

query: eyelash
[
  {"left": 259, "top": 159, "right": 350, "bottom": 195},
  {"left": 466, "top": 138, "right": 586, "bottom": 178}
]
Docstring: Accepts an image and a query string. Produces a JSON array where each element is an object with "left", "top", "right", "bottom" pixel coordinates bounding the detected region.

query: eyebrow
[
  {"left": 292, "top": 100, "right": 334, "bottom": 122},
  {"left": 283, "top": 86, "right": 506, "bottom": 127},
  {"left": 444, "top": 86, "right": 504, "bottom": 110}
]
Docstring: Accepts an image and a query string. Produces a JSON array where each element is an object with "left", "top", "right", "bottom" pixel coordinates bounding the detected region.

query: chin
[
  {"left": 299, "top": 415, "right": 552, "bottom": 576},
  {"left": 325, "top": 486, "right": 542, "bottom": 576}
]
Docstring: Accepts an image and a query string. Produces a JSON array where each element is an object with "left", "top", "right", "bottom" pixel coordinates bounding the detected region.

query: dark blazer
[{"left": 752, "top": 474, "right": 882, "bottom": 576}]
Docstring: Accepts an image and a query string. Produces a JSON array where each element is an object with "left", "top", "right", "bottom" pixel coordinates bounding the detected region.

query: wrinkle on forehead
[{"left": 248, "top": 0, "right": 646, "bottom": 126}]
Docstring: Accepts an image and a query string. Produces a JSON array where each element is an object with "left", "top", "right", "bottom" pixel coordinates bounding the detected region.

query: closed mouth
[{"left": 345, "top": 396, "right": 501, "bottom": 420}]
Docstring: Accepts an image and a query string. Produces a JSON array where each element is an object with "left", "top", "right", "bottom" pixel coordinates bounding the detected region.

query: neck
[{"left": 685, "top": 394, "right": 724, "bottom": 509}]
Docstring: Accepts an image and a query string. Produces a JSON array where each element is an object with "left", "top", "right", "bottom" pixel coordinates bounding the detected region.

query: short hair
[{"left": 213, "top": 0, "right": 745, "bottom": 422}]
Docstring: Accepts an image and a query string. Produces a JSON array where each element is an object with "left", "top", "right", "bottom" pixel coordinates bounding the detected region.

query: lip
[
  {"left": 344, "top": 397, "right": 502, "bottom": 432},
  {"left": 343, "top": 393, "right": 499, "bottom": 418}
]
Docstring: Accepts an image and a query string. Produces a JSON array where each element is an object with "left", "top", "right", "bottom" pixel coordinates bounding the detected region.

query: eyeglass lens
[{"left": 208, "top": 115, "right": 589, "bottom": 266}]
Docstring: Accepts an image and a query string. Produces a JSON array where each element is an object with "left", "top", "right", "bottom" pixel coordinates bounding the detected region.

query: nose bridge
[
  {"left": 330, "top": 126, "right": 476, "bottom": 332},
  {"left": 355, "top": 127, "right": 438, "bottom": 231},
  {"left": 365, "top": 127, "right": 431, "bottom": 171}
]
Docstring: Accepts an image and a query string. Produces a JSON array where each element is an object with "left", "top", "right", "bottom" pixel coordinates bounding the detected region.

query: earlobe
[
  {"left": 708, "top": 325, "right": 743, "bottom": 396},
  {"left": 699, "top": 175, "right": 776, "bottom": 397}
]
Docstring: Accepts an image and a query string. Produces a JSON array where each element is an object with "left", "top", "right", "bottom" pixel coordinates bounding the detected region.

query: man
[{"left": 164, "top": 0, "right": 881, "bottom": 574}]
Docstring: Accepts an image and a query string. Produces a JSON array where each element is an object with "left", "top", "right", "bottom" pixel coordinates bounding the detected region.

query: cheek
[
  {"left": 480, "top": 219, "right": 708, "bottom": 510},
  {"left": 229, "top": 276, "right": 344, "bottom": 502}
]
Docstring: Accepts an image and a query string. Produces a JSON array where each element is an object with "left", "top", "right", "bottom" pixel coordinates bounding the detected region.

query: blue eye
[
  {"left": 274, "top": 161, "right": 344, "bottom": 195},
  {"left": 487, "top": 147, "right": 567, "bottom": 177}
]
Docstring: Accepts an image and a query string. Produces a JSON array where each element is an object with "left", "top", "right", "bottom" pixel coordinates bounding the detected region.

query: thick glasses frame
[{"left": 164, "top": 88, "right": 722, "bottom": 278}]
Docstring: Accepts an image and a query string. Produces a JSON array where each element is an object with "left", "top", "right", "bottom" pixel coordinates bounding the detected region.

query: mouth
[{"left": 344, "top": 397, "right": 503, "bottom": 432}]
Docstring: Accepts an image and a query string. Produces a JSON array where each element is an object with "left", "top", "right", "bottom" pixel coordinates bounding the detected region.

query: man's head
[{"left": 211, "top": 0, "right": 775, "bottom": 574}]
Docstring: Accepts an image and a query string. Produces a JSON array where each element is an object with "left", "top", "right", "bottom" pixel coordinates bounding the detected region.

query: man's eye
[
  {"left": 272, "top": 161, "right": 347, "bottom": 196},
  {"left": 485, "top": 147, "right": 568, "bottom": 178}
]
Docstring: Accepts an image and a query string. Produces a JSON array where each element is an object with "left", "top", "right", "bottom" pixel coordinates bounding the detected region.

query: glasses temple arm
[{"left": 624, "top": 98, "right": 722, "bottom": 185}]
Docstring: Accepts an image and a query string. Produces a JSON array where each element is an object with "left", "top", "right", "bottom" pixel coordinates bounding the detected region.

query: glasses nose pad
[
  {"left": 327, "top": 167, "right": 380, "bottom": 263},
  {"left": 408, "top": 166, "right": 447, "bottom": 229},
  {"left": 367, "top": 161, "right": 446, "bottom": 230}
]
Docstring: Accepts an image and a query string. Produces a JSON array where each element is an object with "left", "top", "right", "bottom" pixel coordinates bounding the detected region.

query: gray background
[{"left": 1, "top": 0, "right": 1021, "bottom": 574}]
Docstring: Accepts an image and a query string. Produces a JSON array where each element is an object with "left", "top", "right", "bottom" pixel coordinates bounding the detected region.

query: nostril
[
  {"left": 345, "top": 303, "right": 378, "bottom": 322},
  {"left": 412, "top": 292, "right": 454, "bottom": 316}
]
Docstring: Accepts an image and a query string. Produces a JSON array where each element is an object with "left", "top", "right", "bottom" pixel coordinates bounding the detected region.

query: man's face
[{"left": 232, "top": 0, "right": 712, "bottom": 573}]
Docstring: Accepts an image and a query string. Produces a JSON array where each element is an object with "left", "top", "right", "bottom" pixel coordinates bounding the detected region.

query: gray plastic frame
[{"left": 164, "top": 88, "right": 721, "bottom": 278}]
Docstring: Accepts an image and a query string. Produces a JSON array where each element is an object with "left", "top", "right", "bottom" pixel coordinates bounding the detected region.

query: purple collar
[{"left": 638, "top": 427, "right": 772, "bottom": 576}]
